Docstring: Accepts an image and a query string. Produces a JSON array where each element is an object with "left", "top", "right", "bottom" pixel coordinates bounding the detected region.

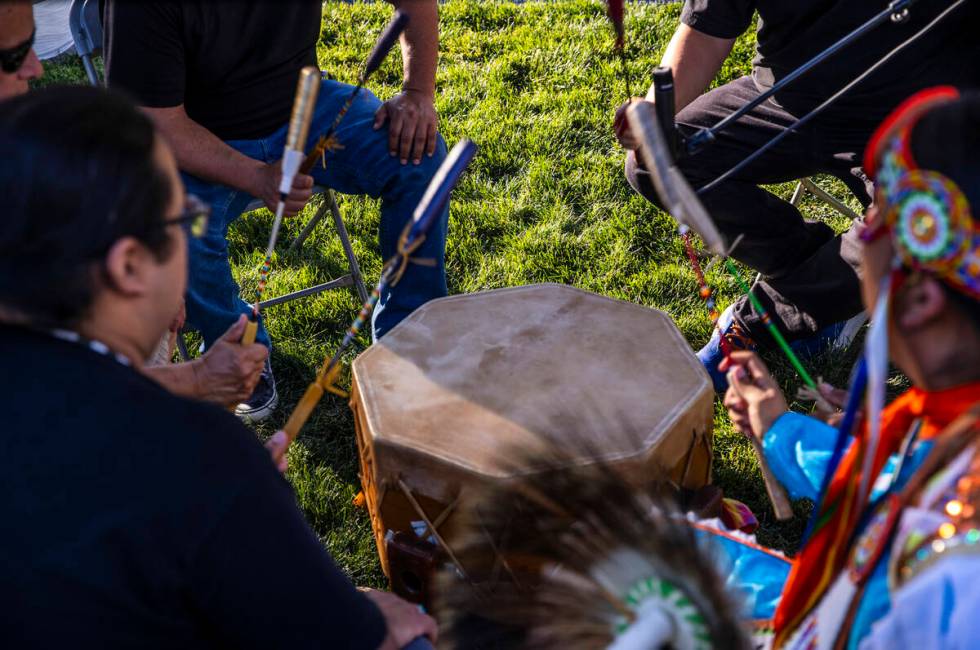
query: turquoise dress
[{"left": 704, "top": 412, "right": 929, "bottom": 648}]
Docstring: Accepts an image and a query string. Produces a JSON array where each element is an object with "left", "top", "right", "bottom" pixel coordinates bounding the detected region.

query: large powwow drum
[{"left": 349, "top": 284, "right": 714, "bottom": 602}]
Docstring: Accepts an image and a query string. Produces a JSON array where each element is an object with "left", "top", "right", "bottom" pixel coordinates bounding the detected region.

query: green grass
[{"left": 41, "top": 0, "right": 869, "bottom": 584}]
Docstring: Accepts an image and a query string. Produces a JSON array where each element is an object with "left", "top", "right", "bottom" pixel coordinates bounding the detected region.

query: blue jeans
[{"left": 182, "top": 79, "right": 449, "bottom": 349}]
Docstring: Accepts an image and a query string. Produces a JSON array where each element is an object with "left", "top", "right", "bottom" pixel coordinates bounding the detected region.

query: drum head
[{"left": 352, "top": 284, "right": 713, "bottom": 491}]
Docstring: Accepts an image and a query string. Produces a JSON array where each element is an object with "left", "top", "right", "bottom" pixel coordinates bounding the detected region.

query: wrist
[
  {"left": 243, "top": 160, "right": 268, "bottom": 198},
  {"left": 402, "top": 85, "right": 435, "bottom": 102},
  {"left": 188, "top": 357, "right": 208, "bottom": 401}
]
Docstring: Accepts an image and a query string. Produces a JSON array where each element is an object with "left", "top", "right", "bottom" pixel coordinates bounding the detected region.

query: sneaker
[
  {"left": 789, "top": 312, "right": 868, "bottom": 359},
  {"left": 697, "top": 304, "right": 757, "bottom": 393},
  {"left": 697, "top": 306, "right": 868, "bottom": 394},
  {"left": 235, "top": 359, "right": 279, "bottom": 422}
]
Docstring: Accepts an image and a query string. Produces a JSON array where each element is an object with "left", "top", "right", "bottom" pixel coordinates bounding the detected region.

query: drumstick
[
  {"left": 300, "top": 11, "right": 409, "bottom": 175},
  {"left": 281, "top": 139, "right": 478, "bottom": 444},
  {"left": 629, "top": 99, "right": 803, "bottom": 520},
  {"left": 226, "top": 67, "right": 320, "bottom": 411},
  {"left": 726, "top": 367, "right": 794, "bottom": 521}
]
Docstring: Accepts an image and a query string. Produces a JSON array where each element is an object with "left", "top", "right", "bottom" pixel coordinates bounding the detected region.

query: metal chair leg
[
  {"left": 327, "top": 191, "right": 370, "bottom": 303},
  {"left": 790, "top": 180, "right": 806, "bottom": 206},
  {"left": 288, "top": 195, "right": 331, "bottom": 253},
  {"left": 176, "top": 333, "right": 191, "bottom": 362},
  {"left": 800, "top": 178, "right": 861, "bottom": 220}
]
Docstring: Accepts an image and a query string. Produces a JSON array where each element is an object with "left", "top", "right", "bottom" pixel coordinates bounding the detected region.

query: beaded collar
[{"left": 48, "top": 328, "right": 133, "bottom": 368}]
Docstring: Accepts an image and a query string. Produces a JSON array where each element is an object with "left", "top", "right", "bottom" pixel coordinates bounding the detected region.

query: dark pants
[{"left": 626, "top": 76, "right": 874, "bottom": 344}]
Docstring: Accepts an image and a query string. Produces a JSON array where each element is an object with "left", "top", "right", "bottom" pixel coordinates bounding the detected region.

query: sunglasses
[
  {"left": 1, "top": 29, "right": 34, "bottom": 74},
  {"left": 162, "top": 195, "right": 210, "bottom": 239}
]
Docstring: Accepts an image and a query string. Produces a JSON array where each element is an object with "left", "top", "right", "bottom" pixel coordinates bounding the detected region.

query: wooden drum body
[{"left": 350, "top": 284, "right": 714, "bottom": 602}]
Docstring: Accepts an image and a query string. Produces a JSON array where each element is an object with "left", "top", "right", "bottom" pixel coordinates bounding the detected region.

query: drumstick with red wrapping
[
  {"left": 606, "top": 0, "right": 633, "bottom": 100},
  {"left": 300, "top": 10, "right": 409, "bottom": 175},
  {"left": 280, "top": 139, "right": 478, "bottom": 444}
]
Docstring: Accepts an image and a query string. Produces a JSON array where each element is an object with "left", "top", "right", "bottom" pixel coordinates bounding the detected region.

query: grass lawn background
[{"left": 41, "top": 0, "right": 869, "bottom": 587}]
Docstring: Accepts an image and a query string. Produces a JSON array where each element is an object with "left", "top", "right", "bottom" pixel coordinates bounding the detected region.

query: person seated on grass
[
  {"left": 0, "top": 0, "right": 267, "bottom": 410},
  {"left": 104, "top": 0, "right": 449, "bottom": 421},
  {"left": 0, "top": 85, "right": 435, "bottom": 650},
  {"left": 721, "top": 88, "right": 980, "bottom": 647},
  {"left": 614, "top": 0, "right": 980, "bottom": 393}
]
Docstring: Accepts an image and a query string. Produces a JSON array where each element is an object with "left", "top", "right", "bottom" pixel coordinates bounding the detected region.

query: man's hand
[
  {"left": 168, "top": 299, "right": 186, "bottom": 333},
  {"left": 264, "top": 430, "right": 290, "bottom": 473},
  {"left": 613, "top": 97, "right": 649, "bottom": 150},
  {"left": 362, "top": 588, "right": 437, "bottom": 650},
  {"left": 373, "top": 90, "right": 438, "bottom": 165},
  {"left": 249, "top": 160, "right": 314, "bottom": 216},
  {"left": 194, "top": 315, "right": 268, "bottom": 406},
  {"left": 812, "top": 382, "right": 850, "bottom": 427},
  {"left": 720, "top": 351, "right": 788, "bottom": 439}
]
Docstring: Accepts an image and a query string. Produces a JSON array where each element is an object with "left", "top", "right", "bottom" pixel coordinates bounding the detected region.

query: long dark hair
[{"left": 0, "top": 85, "right": 174, "bottom": 327}]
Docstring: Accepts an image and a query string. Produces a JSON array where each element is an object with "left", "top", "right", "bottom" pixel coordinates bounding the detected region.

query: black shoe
[{"left": 235, "top": 359, "right": 278, "bottom": 422}]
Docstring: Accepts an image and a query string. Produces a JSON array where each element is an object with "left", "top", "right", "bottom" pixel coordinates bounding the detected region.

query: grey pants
[{"left": 626, "top": 76, "right": 875, "bottom": 344}]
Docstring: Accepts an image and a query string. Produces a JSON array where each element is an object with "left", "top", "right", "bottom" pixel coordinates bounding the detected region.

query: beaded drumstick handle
[
  {"left": 238, "top": 66, "right": 322, "bottom": 352},
  {"left": 225, "top": 67, "right": 320, "bottom": 413},
  {"left": 281, "top": 140, "right": 478, "bottom": 444},
  {"left": 683, "top": 228, "right": 794, "bottom": 521},
  {"left": 299, "top": 11, "right": 409, "bottom": 176}
]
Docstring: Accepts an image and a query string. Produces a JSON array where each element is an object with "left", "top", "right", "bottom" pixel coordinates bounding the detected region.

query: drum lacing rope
[
  {"left": 388, "top": 220, "right": 436, "bottom": 287},
  {"left": 397, "top": 478, "right": 470, "bottom": 580}
]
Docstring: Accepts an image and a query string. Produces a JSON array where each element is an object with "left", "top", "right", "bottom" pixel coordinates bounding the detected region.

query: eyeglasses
[
  {"left": 162, "top": 195, "right": 210, "bottom": 238},
  {"left": 0, "top": 29, "right": 34, "bottom": 74}
]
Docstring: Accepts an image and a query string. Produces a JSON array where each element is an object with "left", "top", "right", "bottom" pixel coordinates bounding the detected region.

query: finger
[
  {"left": 413, "top": 611, "right": 439, "bottom": 643},
  {"left": 287, "top": 183, "right": 313, "bottom": 205},
  {"left": 819, "top": 382, "right": 849, "bottom": 408},
  {"left": 373, "top": 103, "right": 389, "bottom": 130},
  {"left": 292, "top": 172, "right": 314, "bottom": 191},
  {"left": 411, "top": 120, "right": 427, "bottom": 164},
  {"left": 743, "top": 354, "right": 775, "bottom": 388},
  {"left": 724, "top": 350, "right": 757, "bottom": 367},
  {"left": 727, "top": 367, "right": 754, "bottom": 400},
  {"left": 425, "top": 121, "right": 437, "bottom": 157},
  {"left": 388, "top": 109, "right": 405, "bottom": 157},
  {"left": 284, "top": 197, "right": 310, "bottom": 217},
  {"left": 245, "top": 344, "right": 269, "bottom": 363},
  {"left": 220, "top": 314, "right": 248, "bottom": 342},
  {"left": 265, "top": 431, "right": 289, "bottom": 468},
  {"left": 722, "top": 387, "right": 747, "bottom": 413},
  {"left": 399, "top": 119, "right": 417, "bottom": 164}
]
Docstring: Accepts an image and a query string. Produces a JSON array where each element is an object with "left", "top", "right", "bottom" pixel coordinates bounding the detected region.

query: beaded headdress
[{"left": 864, "top": 86, "right": 980, "bottom": 301}]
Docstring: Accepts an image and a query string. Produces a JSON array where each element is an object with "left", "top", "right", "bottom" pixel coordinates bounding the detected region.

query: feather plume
[
  {"left": 607, "top": 0, "right": 626, "bottom": 50},
  {"left": 434, "top": 441, "right": 750, "bottom": 650}
]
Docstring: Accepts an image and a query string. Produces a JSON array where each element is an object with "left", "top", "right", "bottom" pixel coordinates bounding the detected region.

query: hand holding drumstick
[{"left": 720, "top": 351, "right": 794, "bottom": 520}]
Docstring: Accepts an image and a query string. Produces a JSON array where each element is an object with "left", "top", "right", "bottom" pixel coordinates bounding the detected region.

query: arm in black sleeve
[
  {"left": 103, "top": 0, "right": 186, "bottom": 107},
  {"left": 680, "top": 0, "right": 756, "bottom": 40},
  {"left": 189, "top": 475, "right": 387, "bottom": 649}
]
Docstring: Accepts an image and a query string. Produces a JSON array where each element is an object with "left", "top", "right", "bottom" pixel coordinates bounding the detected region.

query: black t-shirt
[
  {"left": 0, "top": 325, "right": 386, "bottom": 649},
  {"left": 681, "top": 0, "right": 980, "bottom": 122},
  {"left": 104, "top": 0, "right": 321, "bottom": 140}
]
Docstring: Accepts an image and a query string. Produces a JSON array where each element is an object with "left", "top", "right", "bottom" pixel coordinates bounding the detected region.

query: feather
[
  {"left": 434, "top": 440, "right": 750, "bottom": 650},
  {"left": 606, "top": 0, "right": 626, "bottom": 49}
]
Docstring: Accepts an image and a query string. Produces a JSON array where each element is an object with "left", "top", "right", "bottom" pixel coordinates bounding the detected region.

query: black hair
[
  {"left": 908, "top": 91, "right": 980, "bottom": 329},
  {"left": 0, "top": 85, "right": 173, "bottom": 327}
]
